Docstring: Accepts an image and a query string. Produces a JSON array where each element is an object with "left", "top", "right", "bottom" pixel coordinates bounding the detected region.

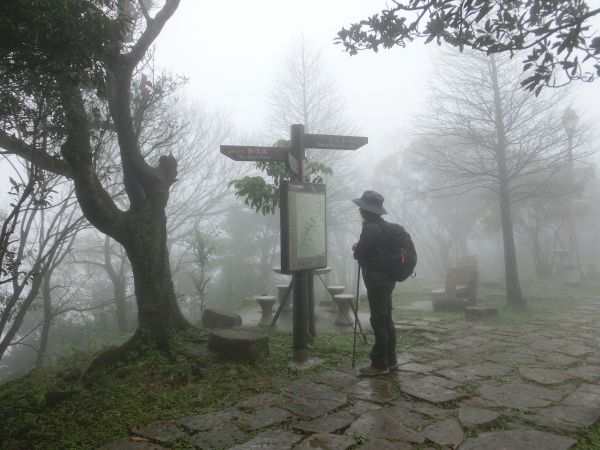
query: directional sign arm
[
  {"left": 304, "top": 134, "right": 368, "bottom": 150},
  {"left": 220, "top": 145, "right": 287, "bottom": 162}
]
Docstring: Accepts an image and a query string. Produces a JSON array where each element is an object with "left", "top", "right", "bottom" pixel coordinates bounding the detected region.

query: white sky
[
  {"left": 1, "top": 1, "right": 599, "bottom": 200},
  {"left": 153, "top": 0, "right": 600, "bottom": 160},
  {"left": 153, "top": 0, "right": 432, "bottom": 153}
]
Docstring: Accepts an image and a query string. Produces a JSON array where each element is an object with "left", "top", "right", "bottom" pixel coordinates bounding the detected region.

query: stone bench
[
  {"left": 208, "top": 329, "right": 269, "bottom": 362},
  {"left": 202, "top": 308, "right": 242, "bottom": 329},
  {"left": 431, "top": 266, "right": 479, "bottom": 311}
]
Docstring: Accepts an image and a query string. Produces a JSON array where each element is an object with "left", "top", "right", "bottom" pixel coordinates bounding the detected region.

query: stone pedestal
[
  {"left": 333, "top": 294, "right": 354, "bottom": 326},
  {"left": 256, "top": 295, "right": 276, "bottom": 326},
  {"left": 276, "top": 284, "right": 292, "bottom": 312},
  {"left": 325, "top": 285, "right": 345, "bottom": 309}
]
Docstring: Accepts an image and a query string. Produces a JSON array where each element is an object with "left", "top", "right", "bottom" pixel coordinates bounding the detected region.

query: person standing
[{"left": 351, "top": 190, "right": 397, "bottom": 376}]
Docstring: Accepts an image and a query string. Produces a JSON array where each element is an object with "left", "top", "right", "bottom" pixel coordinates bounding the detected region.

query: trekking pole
[{"left": 351, "top": 264, "right": 361, "bottom": 368}]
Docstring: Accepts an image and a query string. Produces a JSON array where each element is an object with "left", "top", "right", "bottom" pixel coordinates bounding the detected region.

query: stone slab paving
[
  {"left": 98, "top": 439, "right": 168, "bottom": 450},
  {"left": 236, "top": 406, "right": 291, "bottom": 431},
  {"left": 98, "top": 296, "right": 600, "bottom": 450},
  {"left": 423, "top": 419, "right": 464, "bottom": 447},
  {"left": 293, "top": 433, "right": 355, "bottom": 450},
  {"left": 188, "top": 422, "right": 246, "bottom": 449},
  {"left": 293, "top": 412, "right": 354, "bottom": 434},
  {"left": 458, "top": 429, "right": 576, "bottom": 450},
  {"left": 345, "top": 409, "right": 425, "bottom": 443},
  {"left": 356, "top": 437, "right": 413, "bottom": 449},
  {"left": 399, "top": 377, "right": 466, "bottom": 403},
  {"left": 519, "top": 367, "right": 574, "bottom": 385},
  {"left": 458, "top": 406, "right": 500, "bottom": 430},
  {"left": 228, "top": 430, "right": 302, "bottom": 450}
]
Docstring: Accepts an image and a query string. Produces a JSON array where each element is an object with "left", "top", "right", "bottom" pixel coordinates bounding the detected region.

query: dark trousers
[{"left": 366, "top": 283, "right": 397, "bottom": 369}]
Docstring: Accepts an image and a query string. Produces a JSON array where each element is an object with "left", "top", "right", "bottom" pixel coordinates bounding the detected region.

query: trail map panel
[
  {"left": 304, "top": 134, "right": 368, "bottom": 150},
  {"left": 220, "top": 145, "right": 287, "bottom": 162},
  {"left": 280, "top": 182, "right": 327, "bottom": 273}
]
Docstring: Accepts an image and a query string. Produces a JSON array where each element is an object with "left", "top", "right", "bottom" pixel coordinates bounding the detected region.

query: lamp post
[{"left": 561, "top": 107, "right": 581, "bottom": 282}]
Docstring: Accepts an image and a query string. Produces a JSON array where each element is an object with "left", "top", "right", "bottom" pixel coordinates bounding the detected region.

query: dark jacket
[{"left": 353, "top": 217, "right": 395, "bottom": 287}]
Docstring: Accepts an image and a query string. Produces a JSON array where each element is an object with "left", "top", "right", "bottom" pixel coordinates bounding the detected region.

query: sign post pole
[{"left": 290, "top": 124, "right": 309, "bottom": 362}]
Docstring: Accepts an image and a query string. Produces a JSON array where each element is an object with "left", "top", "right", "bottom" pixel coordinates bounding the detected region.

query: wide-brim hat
[{"left": 352, "top": 190, "right": 387, "bottom": 215}]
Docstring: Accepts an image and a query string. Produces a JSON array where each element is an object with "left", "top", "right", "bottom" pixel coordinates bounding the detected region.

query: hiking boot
[{"left": 359, "top": 365, "right": 389, "bottom": 377}]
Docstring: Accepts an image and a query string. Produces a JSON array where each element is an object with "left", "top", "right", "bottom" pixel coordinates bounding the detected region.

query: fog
[{"left": 1, "top": 1, "right": 600, "bottom": 382}]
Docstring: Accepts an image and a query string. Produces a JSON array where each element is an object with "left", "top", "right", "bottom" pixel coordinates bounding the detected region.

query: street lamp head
[{"left": 562, "top": 107, "right": 579, "bottom": 135}]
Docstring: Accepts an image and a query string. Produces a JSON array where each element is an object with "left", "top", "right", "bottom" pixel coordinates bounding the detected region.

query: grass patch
[
  {"left": 391, "top": 278, "right": 600, "bottom": 326},
  {"left": 0, "top": 326, "right": 385, "bottom": 450}
]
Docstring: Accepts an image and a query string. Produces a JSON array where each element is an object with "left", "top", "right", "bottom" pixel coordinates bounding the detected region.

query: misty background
[{"left": 1, "top": 0, "right": 599, "bottom": 380}]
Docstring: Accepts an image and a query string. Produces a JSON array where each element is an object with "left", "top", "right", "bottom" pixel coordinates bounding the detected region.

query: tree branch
[
  {"left": 0, "top": 131, "right": 71, "bottom": 177},
  {"left": 125, "top": 0, "right": 180, "bottom": 68},
  {"left": 58, "top": 83, "right": 126, "bottom": 240}
]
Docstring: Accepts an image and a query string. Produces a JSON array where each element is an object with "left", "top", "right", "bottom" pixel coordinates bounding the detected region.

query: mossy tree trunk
[{"left": 122, "top": 207, "right": 189, "bottom": 349}]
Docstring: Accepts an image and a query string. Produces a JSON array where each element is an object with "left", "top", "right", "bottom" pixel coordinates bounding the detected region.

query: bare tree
[
  {"left": 0, "top": 172, "right": 84, "bottom": 363},
  {"left": 409, "top": 50, "right": 588, "bottom": 308},
  {"left": 374, "top": 149, "right": 482, "bottom": 279},
  {"left": 187, "top": 228, "right": 216, "bottom": 317},
  {"left": 267, "top": 36, "right": 351, "bottom": 138}
]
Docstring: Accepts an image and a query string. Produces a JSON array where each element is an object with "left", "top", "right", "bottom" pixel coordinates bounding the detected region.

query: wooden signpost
[
  {"left": 221, "top": 125, "right": 367, "bottom": 363},
  {"left": 220, "top": 145, "right": 287, "bottom": 162}
]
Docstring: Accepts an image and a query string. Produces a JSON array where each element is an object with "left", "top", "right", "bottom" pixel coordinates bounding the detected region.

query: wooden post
[{"left": 290, "top": 124, "right": 309, "bottom": 362}]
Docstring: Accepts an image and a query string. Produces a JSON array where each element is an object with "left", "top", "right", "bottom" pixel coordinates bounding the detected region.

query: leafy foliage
[
  {"left": 0, "top": 0, "right": 124, "bottom": 135},
  {"left": 230, "top": 140, "right": 333, "bottom": 215},
  {"left": 0, "top": 0, "right": 121, "bottom": 87},
  {"left": 337, "top": 0, "right": 600, "bottom": 93}
]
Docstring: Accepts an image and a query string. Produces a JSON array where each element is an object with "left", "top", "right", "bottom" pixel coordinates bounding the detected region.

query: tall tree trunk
[
  {"left": 489, "top": 55, "right": 526, "bottom": 308},
  {"left": 122, "top": 210, "right": 190, "bottom": 350},
  {"left": 35, "top": 272, "right": 53, "bottom": 368},
  {"left": 103, "top": 236, "right": 129, "bottom": 335},
  {"left": 123, "top": 209, "right": 189, "bottom": 350},
  {"left": 113, "top": 277, "right": 129, "bottom": 335},
  {"left": 531, "top": 227, "right": 552, "bottom": 278}
]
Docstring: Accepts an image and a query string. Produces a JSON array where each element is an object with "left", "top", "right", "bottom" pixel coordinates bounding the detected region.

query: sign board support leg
[
  {"left": 270, "top": 279, "right": 293, "bottom": 328},
  {"left": 307, "top": 269, "right": 316, "bottom": 338},
  {"left": 292, "top": 270, "right": 308, "bottom": 362}
]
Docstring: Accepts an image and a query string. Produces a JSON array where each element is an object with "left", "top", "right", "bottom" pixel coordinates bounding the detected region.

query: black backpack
[{"left": 379, "top": 222, "right": 417, "bottom": 282}]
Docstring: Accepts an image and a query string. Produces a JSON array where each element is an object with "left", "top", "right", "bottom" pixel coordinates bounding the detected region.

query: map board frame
[{"left": 280, "top": 181, "right": 327, "bottom": 273}]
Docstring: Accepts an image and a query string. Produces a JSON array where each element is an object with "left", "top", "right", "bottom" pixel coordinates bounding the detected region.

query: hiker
[{"left": 351, "top": 190, "right": 397, "bottom": 376}]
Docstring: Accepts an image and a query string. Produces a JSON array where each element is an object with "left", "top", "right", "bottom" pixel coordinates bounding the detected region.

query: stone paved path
[{"left": 99, "top": 297, "right": 600, "bottom": 449}]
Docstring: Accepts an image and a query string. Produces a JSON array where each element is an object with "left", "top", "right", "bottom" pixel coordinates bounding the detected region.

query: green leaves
[
  {"left": 230, "top": 176, "right": 279, "bottom": 215},
  {"left": 337, "top": 0, "right": 600, "bottom": 92},
  {"left": 0, "top": 0, "right": 122, "bottom": 96},
  {"left": 230, "top": 150, "right": 333, "bottom": 216}
]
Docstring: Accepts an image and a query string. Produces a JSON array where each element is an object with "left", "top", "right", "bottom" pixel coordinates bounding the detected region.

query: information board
[{"left": 280, "top": 181, "right": 327, "bottom": 272}]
